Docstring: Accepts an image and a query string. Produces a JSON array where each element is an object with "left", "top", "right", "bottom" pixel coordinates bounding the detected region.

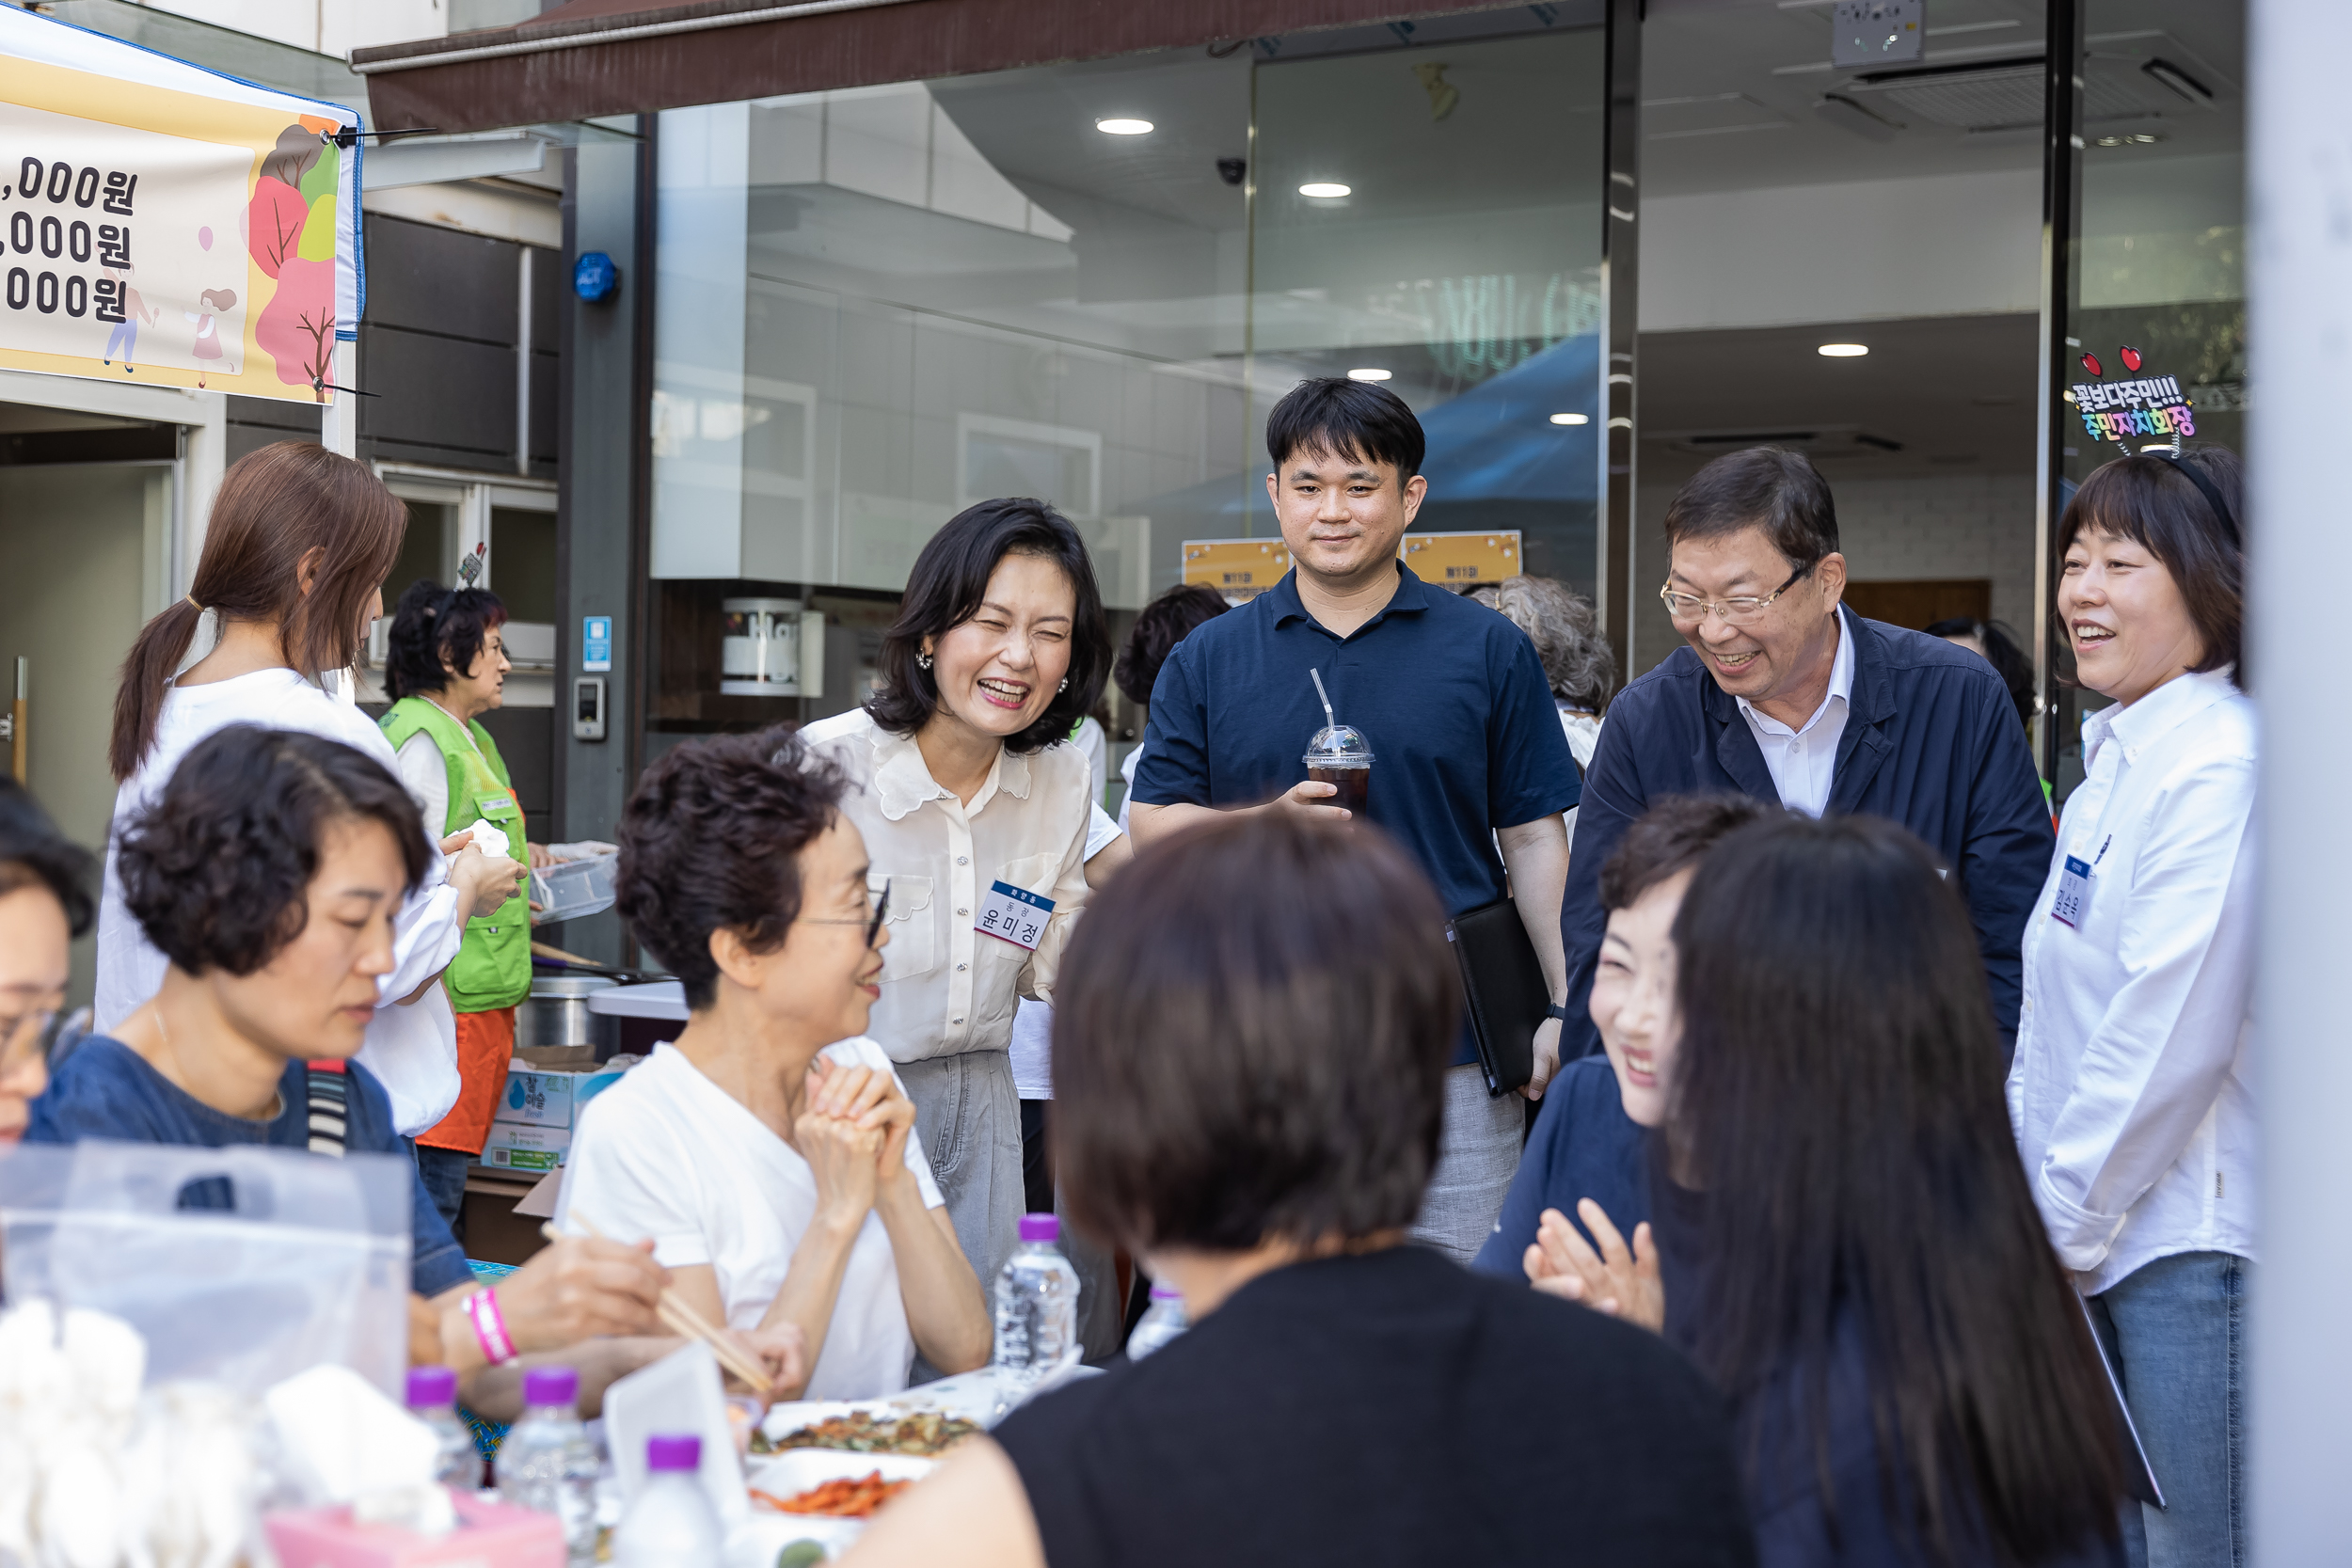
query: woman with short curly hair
[{"left": 557, "top": 727, "right": 991, "bottom": 1399}]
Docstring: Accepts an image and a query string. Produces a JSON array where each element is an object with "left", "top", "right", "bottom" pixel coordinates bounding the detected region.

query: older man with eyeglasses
[{"left": 1554, "top": 446, "right": 2053, "bottom": 1068}]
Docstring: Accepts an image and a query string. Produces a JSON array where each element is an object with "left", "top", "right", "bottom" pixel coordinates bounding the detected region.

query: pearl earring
[
  {"left": 917, "top": 652, "right": 932, "bottom": 670},
  {"left": 1058, "top": 678, "right": 1068, "bottom": 692}
]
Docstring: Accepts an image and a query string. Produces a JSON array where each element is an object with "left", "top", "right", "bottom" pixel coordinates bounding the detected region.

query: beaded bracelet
[{"left": 464, "top": 1286, "right": 516, "bottom": 1366}]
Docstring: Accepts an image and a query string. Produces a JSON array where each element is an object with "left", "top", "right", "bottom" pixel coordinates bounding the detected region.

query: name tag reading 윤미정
[
  {"left": 977, "top": 879, "right": 1055, "bottom": 950},
  {"left": 2051, "top": 855, "right": 2093, "bottom": 929}
]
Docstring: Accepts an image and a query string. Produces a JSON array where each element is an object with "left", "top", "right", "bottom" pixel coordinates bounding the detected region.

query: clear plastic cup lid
[{"left": 1302, "top": 722, "right": 1373, "bottom": 767}]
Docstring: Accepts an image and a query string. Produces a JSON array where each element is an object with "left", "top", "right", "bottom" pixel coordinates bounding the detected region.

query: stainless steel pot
[{"left": 516, "top": 974, "right": 620, "bottom": 1057}]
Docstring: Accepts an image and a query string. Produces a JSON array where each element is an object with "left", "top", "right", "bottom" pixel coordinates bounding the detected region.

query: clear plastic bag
[{"left": 0, "top": 1139, "right": 412, "bottom": 1399}]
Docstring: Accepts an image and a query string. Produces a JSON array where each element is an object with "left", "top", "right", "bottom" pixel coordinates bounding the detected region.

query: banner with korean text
[{"left": 0, "top": 8, "right": 360, "bottom": 403}]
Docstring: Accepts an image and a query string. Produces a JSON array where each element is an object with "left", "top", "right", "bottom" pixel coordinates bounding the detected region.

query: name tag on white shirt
[
  {"left": 977, "top": 879, "right": 1055, "bottom": 950},
  {"left": 2051, "top": 855, "right": 2093, "bottom": 928}
]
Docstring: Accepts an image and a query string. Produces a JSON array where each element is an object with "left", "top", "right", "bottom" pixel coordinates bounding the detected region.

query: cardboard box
[
  {"left": 482, "top": 1062, "right": 631, "bottom": 1169},
  {"left": 480, "top": 1121, "right": 565, "bottom": 1172}
]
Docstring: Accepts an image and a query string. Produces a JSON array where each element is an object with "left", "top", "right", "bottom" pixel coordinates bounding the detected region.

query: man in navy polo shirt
[{"left": 1129, "top": 378, "right": 1581, "bottom": 1263}]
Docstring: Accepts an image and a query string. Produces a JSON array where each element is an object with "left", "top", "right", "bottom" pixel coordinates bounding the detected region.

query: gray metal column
[
  {"left": 553, "top": 125, "right": 651, "bottom": 967},
  {"left": 1597, "top": 0, "right": 1641, "bottom": 678},
  {"left": 2249, "top": 0, "right": 2352, "bottom": 1555}
]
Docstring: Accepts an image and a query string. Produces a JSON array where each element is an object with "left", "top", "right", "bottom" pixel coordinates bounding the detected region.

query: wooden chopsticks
[{"left": 538, "top": 1217, "right": 775, "bottom": 1395}]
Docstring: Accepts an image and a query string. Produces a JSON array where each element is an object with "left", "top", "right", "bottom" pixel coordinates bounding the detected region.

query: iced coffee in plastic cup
[{"left": 1302, "top": 722, "right": 1373, "bottom": 818}]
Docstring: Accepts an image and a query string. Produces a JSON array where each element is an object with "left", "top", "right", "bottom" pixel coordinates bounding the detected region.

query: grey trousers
[
  {"left": 1410, "top": 1062, "right": 1524, "bottom": 1264},
  {"left": 898, "top": 1048, "right": 1026, "bottom": 1308}
]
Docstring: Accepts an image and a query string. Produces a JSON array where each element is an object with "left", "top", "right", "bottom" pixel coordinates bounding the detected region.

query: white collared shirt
[
  {"left": 801, "top": 710, "right": 1093, "bottom": 1065},
  {"left": 1735, "top": 612, "right": 1852, "bottom": 817},
  {"left": 2007, "top": 667, "right": 2257, "bottom": 1294}
]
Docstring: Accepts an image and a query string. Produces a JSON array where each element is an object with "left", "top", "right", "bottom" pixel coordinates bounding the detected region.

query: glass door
[{"left": 2042, "top": 0, "right": 2244, "bottom": 799}]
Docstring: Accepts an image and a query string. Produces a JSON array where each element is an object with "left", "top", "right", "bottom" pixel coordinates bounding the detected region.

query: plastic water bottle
[
  {"left": 405, "top": 1365, "right": 481, "bottom": 1492},
  {"left": 1125, "top": 1283, "right": 1189, "bottom": 1360},
  {"left": 494, "top": 1366, "right": 600, "bottom": 1566},
  {"left": 993, "top": 1212, "right": 1081, "bottom": 1396},
  {"left": 611, "top": 1434, "right": 719, "bottom": 1568}
]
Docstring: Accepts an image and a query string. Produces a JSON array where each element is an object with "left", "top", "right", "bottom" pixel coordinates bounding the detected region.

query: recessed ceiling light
[
  {"left": 1095, "top": 118, "right": 1153, "bottom": 135},
  {"left": 1549, "top": 412, "right": 1589, "bottom": 425},
  {"left": 1818, "top": 342, "right": 1869, "bottom": 357},
  {"left": 1298, "top": 182, "right": 1352, "bottom": 198},
  {"left": 1347, "top": 368, "right": 1392, "bottom": 382},
  {"left": 2093, "top": 132, "right": 2167, "bottom": 149}
]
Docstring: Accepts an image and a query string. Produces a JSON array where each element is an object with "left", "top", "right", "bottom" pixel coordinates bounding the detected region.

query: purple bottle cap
[
  {"left": 405, "top": 1365, "right": 457, "bottom": 1407},
  {"left": 522, "top": 1365, "right": 579, "bottom": 1408},
  {"left": 1149, "top": 1283, "right": 1182, "bottom": 1302},
  {"left": 645, "top": 1433, "right": 702, "bottom": 1472},
  {"left": 1018, "top": 1212, "right": 1060, "bottom": 1243}
]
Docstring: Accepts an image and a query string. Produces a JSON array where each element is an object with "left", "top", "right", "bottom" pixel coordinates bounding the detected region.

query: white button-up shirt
[
  {"left": 2007, "top": 667, "right": 2256, "bottom": 1294},
  {"left": 802, "top": 710, "right": 1092, "bottom": 1065},
  {"left": 1735, "top": 611, "right": 1852, "bottom": 817}
]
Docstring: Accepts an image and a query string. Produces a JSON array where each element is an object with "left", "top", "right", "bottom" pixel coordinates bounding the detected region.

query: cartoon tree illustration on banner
[{"left": 247, "top": 119, "right": 341, "bottom": 398}]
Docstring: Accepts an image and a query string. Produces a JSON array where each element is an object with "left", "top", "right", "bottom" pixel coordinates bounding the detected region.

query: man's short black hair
[
  {"left": 616, "top": 725, "right": 849, "bottom": 1010},
  {"left": 383, "top": 578, "right": 508, "bottom": 703},
  {"left": 1663, "top": 446, "right": 1838, "bottom": 568},
  {"left": 0, "top": 779, "right": 94, "bottom": 938},
  {"left": 119, "top": 727, "right": 428, "bottom": 976},
  {"left": 1113, "top": 583, "right": 1229, "bottom": 706},
  {"left": 1052, "top": 812, "right": 1459, "bottom": 1253},
  {"left": 864, "top": 498, "right": 1112, "bottom": 754},
  {"left": 1597, "top": 793, "right": 1777, "bottom": 914},
  {"left": 1264, "top": 377, "right": 1426, "bottom": 483}
]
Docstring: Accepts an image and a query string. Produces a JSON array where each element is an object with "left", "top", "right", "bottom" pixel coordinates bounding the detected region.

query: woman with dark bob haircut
[
  {"left": 559, "top": 727, "right": 991, "bottom": 1400},
  {"left": 28, "top": 729, "right": 773, "bottom": 1421},
  {"left": 1534, "top": 814, "right": 2127, "bottom": 1568},
  {"left": 843, "top": 814, "right": 1755, "bottom": 1568},
  {"left": 803, "top": 498, "right": 1110, "bottom": 1294},
  {"left": 2010, "top": 446, "right": 2253, "bottom": 1565}
]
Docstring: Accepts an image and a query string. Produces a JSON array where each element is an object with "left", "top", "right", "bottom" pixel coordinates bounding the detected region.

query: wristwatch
[{"left": 1545, "top": 1002, "right": 1572, "bottom": 1022}]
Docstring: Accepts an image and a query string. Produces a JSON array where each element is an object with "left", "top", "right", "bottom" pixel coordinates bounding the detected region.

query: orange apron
[{"left": 418, "top": 1004, "right": 517, "bottom": 1155}]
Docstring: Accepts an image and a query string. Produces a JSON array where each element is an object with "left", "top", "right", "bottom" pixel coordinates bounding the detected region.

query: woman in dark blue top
[
  {"left": 23, "top": 726, "right": 781, "bottom": 1414},
  {"left": 1541, "top": 814, "right": 2127, "bottom": 1568}
]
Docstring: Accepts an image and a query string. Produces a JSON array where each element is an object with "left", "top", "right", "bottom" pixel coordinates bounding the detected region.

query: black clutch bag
[{"left": 1445, "top": 898, "right": 1549, "bottom": 1097}]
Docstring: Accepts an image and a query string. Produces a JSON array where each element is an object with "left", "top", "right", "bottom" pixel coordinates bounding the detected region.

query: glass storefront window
[
  {"left": 645, "top": 15, "right": 1609, "bottom": 768},
  {"left": 2052, "top": 5, "right": 2244, "bottom": 797}
]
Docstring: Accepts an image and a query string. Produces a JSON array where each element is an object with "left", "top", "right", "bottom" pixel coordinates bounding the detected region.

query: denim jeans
[
  {"left": 414, "top": 1142, "right": 471, "bottom": 1247},
  {"left": 2088, "top": 1249, "right": 2250, "bottom": 1568}
]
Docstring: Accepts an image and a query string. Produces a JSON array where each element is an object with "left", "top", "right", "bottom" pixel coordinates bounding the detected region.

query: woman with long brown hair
[{"left": 95, "top": 442, "right": 524, "bottom": 1134}]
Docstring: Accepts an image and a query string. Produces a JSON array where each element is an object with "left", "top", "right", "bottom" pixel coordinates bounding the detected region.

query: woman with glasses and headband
[
  {"left": 0, "top": 779, "right": 95, "bottom": 1144},
  {"left": 1555, "top": 445, "right": 2054, "bottom": 1069},
  {"left": 556, "top": 728, "right": 991, "bottom": 1401}
]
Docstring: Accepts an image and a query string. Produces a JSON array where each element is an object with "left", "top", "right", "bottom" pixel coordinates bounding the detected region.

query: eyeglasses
[
  {"left": 796, "top": 879, "right": 890, "bottom": 949},
  {"left": 1659, "top": 561, "right": 1814, "bottom": 626}
]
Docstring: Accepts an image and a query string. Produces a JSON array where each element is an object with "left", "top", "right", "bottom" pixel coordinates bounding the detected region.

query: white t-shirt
[
  {"left": 1008, "top": 801, "right": 1122, "bottom": 1100},
  {"left": 96, "top": 667, "right": 466, "bottom": 1133},
  {"left": 556, "top": 1037, "right": 948, "bottom": 1401}
]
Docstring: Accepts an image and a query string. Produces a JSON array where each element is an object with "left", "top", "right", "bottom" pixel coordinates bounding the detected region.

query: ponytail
[
  {"left": 106, "top": 442, "right": 407, "bottom": 783},
  {"left": 109, "top": 597, "right": 208, "bottom": 782}
]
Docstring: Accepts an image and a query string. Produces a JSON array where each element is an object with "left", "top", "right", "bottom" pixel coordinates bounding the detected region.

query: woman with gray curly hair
[{"left": 1470, "top": 577, "right": 1617, "bottom": 832}]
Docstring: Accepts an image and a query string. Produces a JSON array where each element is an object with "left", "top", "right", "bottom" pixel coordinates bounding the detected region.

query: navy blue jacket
[{"left": 1561, "top": 607, "right": 2053, "bottom": 1061}]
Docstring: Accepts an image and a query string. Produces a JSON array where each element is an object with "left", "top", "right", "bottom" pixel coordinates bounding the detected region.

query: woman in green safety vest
[{"left": 381, "top": 578, "right": 548, "bottom": 1239}]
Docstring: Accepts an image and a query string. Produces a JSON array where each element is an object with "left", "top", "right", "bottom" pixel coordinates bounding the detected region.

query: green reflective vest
[{"left": 380, "top": 697, "right": 532, "bottom": 1012}]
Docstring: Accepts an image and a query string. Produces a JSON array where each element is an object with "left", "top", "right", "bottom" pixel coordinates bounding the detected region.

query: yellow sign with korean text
[
  {"left": 1183, "top": 530, "right": 1523, "bottom": 597},
  {"left": 0, "top": 13, "right": 360, "bottom": 403}
]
